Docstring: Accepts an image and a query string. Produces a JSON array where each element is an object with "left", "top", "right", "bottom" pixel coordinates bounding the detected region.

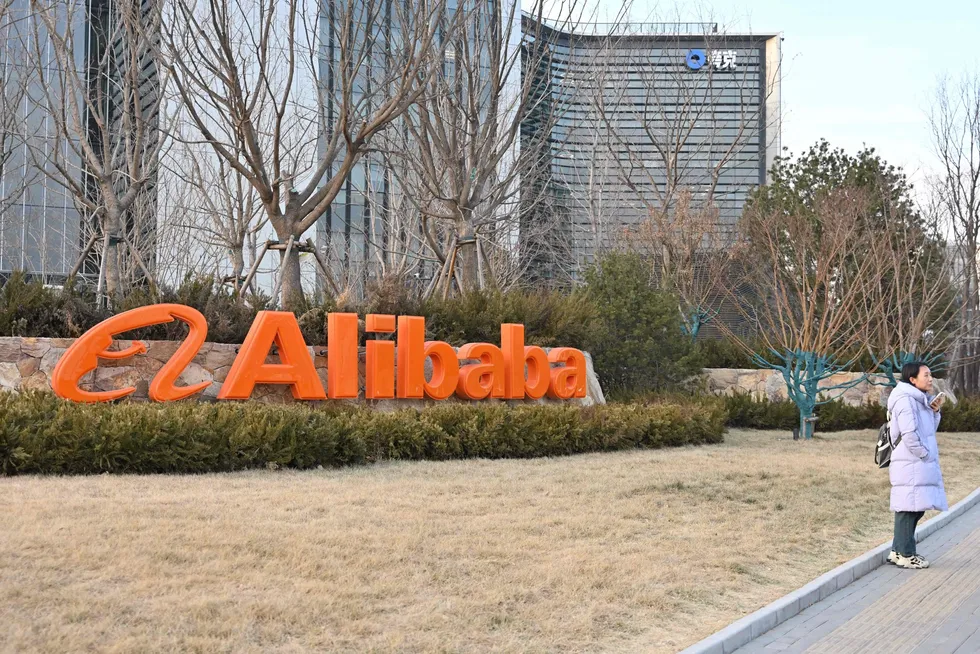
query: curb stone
[{"left": 677, "top": 486, "right": 980, "bottom": 654}]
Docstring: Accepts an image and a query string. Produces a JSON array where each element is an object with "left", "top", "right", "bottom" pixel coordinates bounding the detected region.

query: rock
[
  {"left": 94, "top": 366, "right": 142, "bottom": 393},
  {"left": 204, "top": 347, "right": 239, "bottom": 370},
  {"left": 134, "top": 380, "right": 150, "bottom": 398},
  {"left": 0, "top": 362, "right": 21, "bottom": 391},
  {"left": 22, "top": 371, "right": 51, "bottom": 392},
  {"left": 40, "top": 348, "right": 67, "bottom": 376},
  {"left": 19, "top": 338, "right": 51, "bottom": 358},
  {"left": 0, "top": 335, "right": 610, "bottom": 408},
  {"left": 0, "top": 339, "right": 22, "bottom": 361},
  {"left": 134, "top": 356, "right": 165, "bottom": 376},
  {"left": 49, "top": 338, "right": 76, "bottom": 348},
  {"left": 583, "top": 351, "right": 604, "bottom": 405},
  {"left": 842, "top": 386, "right": 866, "bottom": 406},
  {"left": 147, "top": 341, "right": 180, "bottom": 362},
  {"left": 177, "top": 362, "right": 213, "bottom": 388},
  {"left": 765, "top": 371, "right": 787, "bottom": 401},
  {"left": 706, "top": 369, "right": 739, "bottom": 391},
  {"left": 17, "top": 357, "right": 39, "bottom": 378}
]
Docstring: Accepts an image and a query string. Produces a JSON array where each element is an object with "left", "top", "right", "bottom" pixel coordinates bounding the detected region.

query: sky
[{"left": 524, "top": 0, "right": 980, "bottom": 194}]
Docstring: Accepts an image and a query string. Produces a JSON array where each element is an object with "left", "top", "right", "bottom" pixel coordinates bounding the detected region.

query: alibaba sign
[{"left": 51, "top": 304, "right": 589, "bottom": 403}]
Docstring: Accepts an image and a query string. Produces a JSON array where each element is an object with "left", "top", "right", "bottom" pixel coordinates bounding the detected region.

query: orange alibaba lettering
[{"left": 51, "top": 304, "right": 210, "bottom": 403}]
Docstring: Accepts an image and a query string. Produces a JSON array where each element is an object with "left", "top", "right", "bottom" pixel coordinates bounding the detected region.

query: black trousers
[{"left": 893, "top": 511, "right": 925, "bottom": 557}]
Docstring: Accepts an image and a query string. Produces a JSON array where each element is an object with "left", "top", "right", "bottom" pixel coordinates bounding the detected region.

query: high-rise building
[
  {"left": 0, "top": 0, "right": 159, "bottom": 283},
  {"left": 520, "top": 17, "right": 782, "bottom": 282},
  {"left": 314, "top": 0, "right": 513, "bottom": 297},
  {"left": 0, "top": 0, "right": 84, "bottom": 280}
]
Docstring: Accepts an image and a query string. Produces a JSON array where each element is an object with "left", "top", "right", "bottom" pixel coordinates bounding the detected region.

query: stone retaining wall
[
  {"left": 0, "top": 337, "right": 606, "bottom": 407},
  {"left": 703, "top": 368, "right": 888, "bottom": 406}
]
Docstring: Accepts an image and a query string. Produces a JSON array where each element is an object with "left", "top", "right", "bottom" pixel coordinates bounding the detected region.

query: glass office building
[
  {"left": 0, "top": 0, "right": 159, "bottom": 283},
  {"left": 520, "top": 17, "right": 782, "bottom": 281},
  {"left": 0, "top": 0, "right": 84, "bottom": 280}
]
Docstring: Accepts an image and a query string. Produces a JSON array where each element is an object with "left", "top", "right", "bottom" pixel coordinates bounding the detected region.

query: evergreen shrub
[{"left": 0, "top": 392, "right": 726, "bottom": 476}]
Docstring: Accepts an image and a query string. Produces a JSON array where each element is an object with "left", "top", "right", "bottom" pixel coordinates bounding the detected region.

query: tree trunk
[
  {"left": 230, "top": 247, "right": 245, "bottom": 291},
  {"left": 268, "top": 213, "right": 308, "bottom": 311},
  {"left": 457, "top": 221, "right": 479, "bottom": 294},
  {"left": 278, "top": 246, "right": 305, "bottom": 311},
  {"left": 103, "top": 228, "right": 123, "bottom": 300}
]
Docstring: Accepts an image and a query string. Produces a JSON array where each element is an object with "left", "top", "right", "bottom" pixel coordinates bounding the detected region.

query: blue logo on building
[{"left": 686, "top": 49, "right": 706, "bottom": 70}]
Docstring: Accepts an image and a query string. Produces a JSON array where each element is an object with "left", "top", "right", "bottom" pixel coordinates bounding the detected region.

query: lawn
[{"left": 2, "top": 429, "right": 980, "bottom": 653}]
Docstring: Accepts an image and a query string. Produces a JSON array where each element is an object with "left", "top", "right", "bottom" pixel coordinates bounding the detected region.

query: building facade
[
  {"left": 520, "top": 18, "right": 782, "bottom": 281},
  {"left": 0, "top": 0, "right": 159, "bottom": 284},
  {"left": 0, "top": 0, "right": 83, "bottom": 280}
]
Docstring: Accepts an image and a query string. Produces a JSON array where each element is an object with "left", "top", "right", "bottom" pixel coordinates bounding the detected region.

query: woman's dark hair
[{"left": 901, "top": 361, "right": 929, "bottom": 385}]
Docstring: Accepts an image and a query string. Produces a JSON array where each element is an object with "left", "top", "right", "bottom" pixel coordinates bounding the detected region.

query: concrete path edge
[{"left": 677, "top": 486, "right": 980, "bottom": 654}]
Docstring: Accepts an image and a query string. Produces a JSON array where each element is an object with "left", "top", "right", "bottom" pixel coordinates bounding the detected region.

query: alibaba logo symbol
[{"left": 51, "top": 304, "right": 210, "bottom": 403}]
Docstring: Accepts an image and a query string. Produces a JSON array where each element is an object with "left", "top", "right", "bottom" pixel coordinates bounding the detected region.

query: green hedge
[
  {"left": 722, "top": 393, "right": 980, "bottom": 433},
  {"left": 0, "top": 392, "right": 727, "bottom": 476}
]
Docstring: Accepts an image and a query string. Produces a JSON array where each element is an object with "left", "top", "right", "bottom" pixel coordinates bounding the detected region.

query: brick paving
[{"left": 733, "top": 502, "right": 980, "bottom": 653}]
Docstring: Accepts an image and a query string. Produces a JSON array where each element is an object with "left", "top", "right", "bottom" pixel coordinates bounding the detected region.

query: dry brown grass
[{"left": 2, "top": 429, "right": 980, "bottom": 654}]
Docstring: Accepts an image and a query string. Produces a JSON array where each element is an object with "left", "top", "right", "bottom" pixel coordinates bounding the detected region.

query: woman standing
[{"left": 886, "top": 362, "right": 948, "bottom": 570}]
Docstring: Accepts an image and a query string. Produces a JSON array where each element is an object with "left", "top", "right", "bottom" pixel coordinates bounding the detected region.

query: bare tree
[
  {"left": 720, "top": 187, "right": 885, "bottom": 439},
  {"left": 161, "top": 0, "right": 454, "bottom": 310},
  {"left": 383, "top": 0, "right": 586, "bottom": 297},
  {"left": 158, "top": 136, "right": 268, "bottom": 292},
  {"left": 863, "top": 189, "right": 961, "bottom": 387},
  {"left": 29, "top": 0, "right": 166, "bottom": 299},
  {"left": 0, "top": 0, "right": 32, "bottom": 217},
  {"left": 930, "top": 72, "right": 980, "bottom": 394},
  {"left": 621, "top": 188, "right": 736, "bottom": 338}
]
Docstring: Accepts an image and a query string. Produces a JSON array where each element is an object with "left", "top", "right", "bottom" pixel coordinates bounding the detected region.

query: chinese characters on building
[{"left": 710, "top": 50, "right": 738, "bottom": 70}]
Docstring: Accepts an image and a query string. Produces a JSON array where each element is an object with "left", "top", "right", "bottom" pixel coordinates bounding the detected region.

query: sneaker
[
  {"left": 895, "top": 554, "right": 930, "bottom": 569},
  {"left": 887, "top": 551, "right": 899, "bottom": 565}
]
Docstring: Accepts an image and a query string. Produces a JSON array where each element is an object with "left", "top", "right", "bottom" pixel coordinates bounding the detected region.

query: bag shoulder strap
[{"left": 886, "top": 409, "right": 903, "bottom": 447}]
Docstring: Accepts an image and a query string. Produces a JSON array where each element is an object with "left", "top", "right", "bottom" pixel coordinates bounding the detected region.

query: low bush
[
  {"left": 695, "top": 338, "right": 760, "bottom": 369},
  {"left": 935, "top": 400, "right": 980, "bottom": 433},
  {"left": 723, "top": 394, "right": 884, "bottom": 431},
  {"left": 0, "top": 272, "right": 278, "bottom": 343},
  {"left": 721, "top": 393, "right": 980, "bottom": 433},
  {"left": 722, "top": 393, "right": 801, "bottom": 430},
  {"left": 0, "top": 392, "right": 726, "bottom": 476}
]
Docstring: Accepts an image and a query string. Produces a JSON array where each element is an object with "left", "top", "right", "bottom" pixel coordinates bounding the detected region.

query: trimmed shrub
[
  {"left": 723, "top": 394, "right": 883, "bottom": 431},
  {"left": 936, "top": 400, "right": 980, "bottom": 433},
  {"left": 815, "top": 400, "right": 885, "bottom": 431},
  {"left": 720, "top": 393, "right": 980, "bottom": 433},
  {"left": 0, "top": 392, "right": 726, "bottom": 476},
  {"left": 721, "top": 394, "right": 800, "bottom": 430},
  {"left": 582, "top": 252, "right": 703, "bottom": 399}
]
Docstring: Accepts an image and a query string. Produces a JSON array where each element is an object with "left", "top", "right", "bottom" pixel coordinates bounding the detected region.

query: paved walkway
[{"left": 734, "top": 501, "right": 980, "bottom": 654}]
